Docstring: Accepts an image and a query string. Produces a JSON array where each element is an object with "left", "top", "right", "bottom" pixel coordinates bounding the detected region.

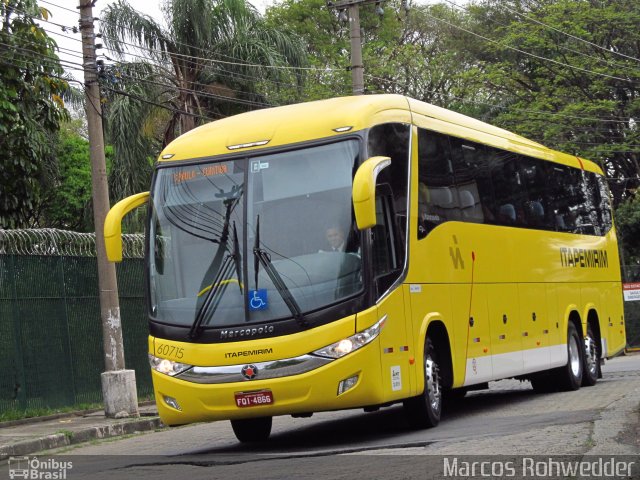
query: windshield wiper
[
  {"left": 253, "top": 215, "right": 307, "bottom": 329},
  {"left": 189, "top": 222, "right": 242, "bottom": 339}
]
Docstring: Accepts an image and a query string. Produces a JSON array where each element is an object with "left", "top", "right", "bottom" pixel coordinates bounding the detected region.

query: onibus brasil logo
[{"left": 8, "top": 457, "right": 72, "bottom": 479}]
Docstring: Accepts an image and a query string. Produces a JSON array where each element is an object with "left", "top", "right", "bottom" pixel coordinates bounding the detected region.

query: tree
[
  {"left": 37, "top": 127, "right": 114, "bottom": 232},
  {"left": 0, "top": 0, "right": 68, "bottom": 228},
  {"left": 264, "top": 0, "right": 488, "bottom": 111},
  {"left": 462, "top": 0, "right": 640, "bottom": 205},
  {"left": 615, "top": 195, "right": 640, "bottom": 268},
  {"left": 100, "top": 0, "right": 308, "bottom": 201}
]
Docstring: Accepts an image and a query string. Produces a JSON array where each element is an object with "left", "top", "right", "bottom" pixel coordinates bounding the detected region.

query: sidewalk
[{"left": 0, "top": 404, "right": 163, "bottom": 460}]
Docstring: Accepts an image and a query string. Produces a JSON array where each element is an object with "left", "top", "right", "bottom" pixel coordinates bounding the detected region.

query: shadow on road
[{"left": 193, "top": 383, "right": 538, "bottom": 455}]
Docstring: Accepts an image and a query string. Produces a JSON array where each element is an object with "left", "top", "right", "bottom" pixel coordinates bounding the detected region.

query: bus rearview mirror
[
  {"left": 352, "top": 156, "right": 391, "bottom": 230},
  {"left": 104, "top": 191, "right": 150, "bottom": 262}
]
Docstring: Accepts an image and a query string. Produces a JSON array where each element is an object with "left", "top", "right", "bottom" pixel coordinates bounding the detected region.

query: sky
[
  {"left": 40, "top": 0, "right": 435, "bottom": 81},
  {"left": 39, "top": 0, "right": 273, "bottom": 81}
]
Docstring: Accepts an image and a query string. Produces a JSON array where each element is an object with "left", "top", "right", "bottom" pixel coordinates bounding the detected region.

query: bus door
[{"left": 371, "top": 185, "right": 411, "bottom": 399}]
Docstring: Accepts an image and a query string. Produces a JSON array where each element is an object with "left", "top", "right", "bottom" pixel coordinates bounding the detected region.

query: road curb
[{"left": 0, "top": 417, "right": 164, "bottom": 460}]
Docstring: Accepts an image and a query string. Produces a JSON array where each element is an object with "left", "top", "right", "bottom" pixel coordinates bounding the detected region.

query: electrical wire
[
  {"left": 499, "top": 2, "right": 640, "bottom": 65},
  {"left": 365, "top": 74, "right": 634, "bottom": 125},
  {"left": 441, "top": 0, "right": 640, "bottom": 75},
  {"left": 420, "top": 7, "right": 639, "bottom": 85}
]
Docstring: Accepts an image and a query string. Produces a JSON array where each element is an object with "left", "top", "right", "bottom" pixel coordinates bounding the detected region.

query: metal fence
[
  {"left": 0, "top": 229, "right": 152, "bottom": 413},
  {"left": 623, "top": 265, "right": 640, "bottom": 348}
]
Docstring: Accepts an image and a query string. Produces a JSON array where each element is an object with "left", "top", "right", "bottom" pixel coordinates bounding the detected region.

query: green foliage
[
  {"left": 615, "top": 195, "right": 640, "bottom": 266},
  {"left": 36, "top": 128, "right": 114, "bottom": 232},
  {"left": 460, "top": 0, "right": 640, "bottom": 205},
  {"left": 0, "top": 0, "right": 68, "bottom": 228},
  {"left": 99, "top": 0, "right": 308, "bottom": 203}
]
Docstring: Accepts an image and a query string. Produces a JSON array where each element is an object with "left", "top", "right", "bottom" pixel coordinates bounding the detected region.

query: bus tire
[
  {"left": 231, "top": 416, "right": 272, "bottom": 443},
  {"left": 403, "top": 337, "right": 442, "bottom": 428},
  {"left": 556, "top": 322, "right": 583, "bottom": 391},
  {"left": 582, "top": 323, "right": 600, "bottom": 387}
]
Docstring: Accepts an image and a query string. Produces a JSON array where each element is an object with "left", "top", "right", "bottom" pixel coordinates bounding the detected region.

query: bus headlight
[
  {"left": 312, "top": 315, "right": 386, "bottom": 359},
  {"left": 148, "top": 354, "right": 192, "bottom": 376}
]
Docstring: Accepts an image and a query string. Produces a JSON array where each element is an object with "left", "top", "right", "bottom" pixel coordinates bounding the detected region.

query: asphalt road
[{"left": 5, "top": 355, "right": 640, "bottom": 479}]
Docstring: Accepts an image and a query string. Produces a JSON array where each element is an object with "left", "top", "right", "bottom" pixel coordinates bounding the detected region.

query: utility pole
[
  {"left": 329, "top": 0, "right": 408, "bottom": 95},
  {"left": 347, "top": 3, "right": 364, "bottom": 95},
  {"left": 78, "top": 0, "right": 138, "bottom": 418},
  {"left": 328, "top": 0, "right": 370, "bottom": 95}
]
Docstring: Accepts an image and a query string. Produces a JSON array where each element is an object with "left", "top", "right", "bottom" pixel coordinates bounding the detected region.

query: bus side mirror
[
  {"left": 352, "top": 156, "right": 391, "bottom": 230},
  {"left": 104, "top": 192, "right": 150, "bottom": 262}
]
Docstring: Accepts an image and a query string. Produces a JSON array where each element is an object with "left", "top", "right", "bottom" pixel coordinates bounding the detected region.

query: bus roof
[{"left": 159, "top": 94, "right": 601, "bottom": 174}]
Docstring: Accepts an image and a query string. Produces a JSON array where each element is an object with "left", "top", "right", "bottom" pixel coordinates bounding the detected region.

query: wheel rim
[
  {"left": 584, "top": 333, "right": 598, "bottom": 377},
  {"left": 425, "top": 356, "right": 441, "bottom": 411},
  {"left": 569, "top": 333, "right": 581, "bottom": 378}
]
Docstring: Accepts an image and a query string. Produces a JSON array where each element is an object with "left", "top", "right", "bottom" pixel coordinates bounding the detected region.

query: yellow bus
[{"left": 105, "top": 95, "right": 625, "bottom": 442}]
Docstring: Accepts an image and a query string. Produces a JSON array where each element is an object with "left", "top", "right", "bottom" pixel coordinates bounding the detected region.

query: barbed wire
[{"left": 0, "top": 229, "right": 144, "bottom": 258}]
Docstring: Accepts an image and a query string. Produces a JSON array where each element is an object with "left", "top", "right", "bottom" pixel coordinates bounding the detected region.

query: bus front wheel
[
  {"left": 231, "top": 416, "right": 272, "bottom": 443},
  {"left": 403, "top": 337, "right": 442, "bottom": 428}
]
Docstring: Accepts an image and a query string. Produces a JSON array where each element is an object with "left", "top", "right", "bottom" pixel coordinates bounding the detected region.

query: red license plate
[{"left": 234, "top": 390, "right": 274, "bottom": 408}]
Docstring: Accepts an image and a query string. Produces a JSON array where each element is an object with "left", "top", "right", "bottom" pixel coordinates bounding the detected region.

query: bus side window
[
  {"left": 449, "top": 137, "right": 494, "bottom": 224},
  {"left": 488, "top": 148, "right": 522, "bottom": 226},
  {"left": 417, "top": 129, "right": 455, "bottom": 238},
  {"left": 596, "top": 175, "right": 613, "bottom": 233},
  {"left": 372, "top": 184, "right": 400, "bottom": 296},
  {"left": 368, "top": 123, "right": 410, "bottom": 258},
  {"left": 519, "top": 156, "right": 553, "bottom": 230}
]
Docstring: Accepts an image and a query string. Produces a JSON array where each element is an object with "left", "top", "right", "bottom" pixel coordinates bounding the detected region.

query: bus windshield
[{"left": 148, "top": 140, "right": 363, "bottom": 330}]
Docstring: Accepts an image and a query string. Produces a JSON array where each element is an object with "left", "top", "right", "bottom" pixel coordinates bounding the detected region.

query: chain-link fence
[
  {"left": 0, "top": 229, "right": 152, "bottom": 413},
  {"left": 622, "top": 265, "right": 640, "bottom": 349}
]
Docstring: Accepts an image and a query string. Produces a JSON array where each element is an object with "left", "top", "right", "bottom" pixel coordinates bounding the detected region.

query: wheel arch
[
  {"left": 586, "top": 308, "right": 603, "bottom": 355},
  {"left": 563, "top": 306, "right": 583, "bottom": 340},
  {"left": 417, "top": 318, "right": 454, "bottom": 392}
]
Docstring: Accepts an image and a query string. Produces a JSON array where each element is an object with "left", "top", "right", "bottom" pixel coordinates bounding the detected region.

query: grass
[
  {"left": 0, "top": 403, "right": 103, "bottom": 423},
  {"left": 0, "top": 394, "right": 155, "bottom": 423}
]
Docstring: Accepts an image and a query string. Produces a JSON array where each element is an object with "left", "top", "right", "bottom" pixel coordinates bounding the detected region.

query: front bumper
[{"left": 152, "top": 338, "right": 384, "bottom": 425}]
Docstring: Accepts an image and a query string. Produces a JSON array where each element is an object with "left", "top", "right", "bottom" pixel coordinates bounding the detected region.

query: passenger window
[
  {"left": 449, "top": 138, "right": 495, "bottom": 224},
  {"left": 488, "top": 148, "right": 523, "bottom": 226},
  {"left": 596, "top": 176, "right": 613, "bottom": 233},
  {"left": 417, "top": 129, "right": 455, "bottom": 238},
  {"left": 519, "top": 157, "right": 552, "bottom": 230}
]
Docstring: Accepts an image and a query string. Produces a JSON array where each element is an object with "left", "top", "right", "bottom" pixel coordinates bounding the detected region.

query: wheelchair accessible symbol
[{"left": 248, "top": 289, "right": 268, "bottom": 311}]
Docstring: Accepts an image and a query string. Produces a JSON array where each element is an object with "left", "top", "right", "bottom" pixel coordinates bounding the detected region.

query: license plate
[{"left": 234, "top": 390, "right": 274, "bottom": 408}]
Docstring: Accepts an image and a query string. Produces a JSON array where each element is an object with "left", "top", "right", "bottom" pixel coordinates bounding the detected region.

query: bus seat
[{"left": 498, "top": 203, "right": 516, "bottom": 224}]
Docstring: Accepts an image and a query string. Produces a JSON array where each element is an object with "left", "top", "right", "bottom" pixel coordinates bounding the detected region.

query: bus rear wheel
[
  {"left": 403, "top": 337, "right": 442, "bottom": 428},
  {"left": 582, "top": 323, "right": 600, "bottom": 387},
  {"left": 556, "top": 322, "right": 583, "bottom": 391},
  {"left": 231, "top": 416, "right": 272, "bottom": 443}
]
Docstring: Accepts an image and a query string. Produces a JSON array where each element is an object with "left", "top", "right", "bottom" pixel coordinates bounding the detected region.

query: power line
[
  {"left": 421, "top": 7, "right": 639, "bottom": 85},
  {"left": 112, "top": 70, "right": 275, "bottom": 109},
  {"left": 1, "top": 35, "right": 285, "bottom": 113},
  {"left": 39, "top": 0, "right": 77, "bottom": 15},
  {"left": 100, "top": 53, "right": 298, "bottom": 101},
  {"left": 365, "top": 74, "right": 634, "bottom": 125},
  {"left": 499, "top": 3, "right": 640, "bottom": 65},
  {"left": 101, "top": 84, "right": 220, "bottom": 121},
  {"left": 441, "top": 0, "right": 639, "bottom": 76}
]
